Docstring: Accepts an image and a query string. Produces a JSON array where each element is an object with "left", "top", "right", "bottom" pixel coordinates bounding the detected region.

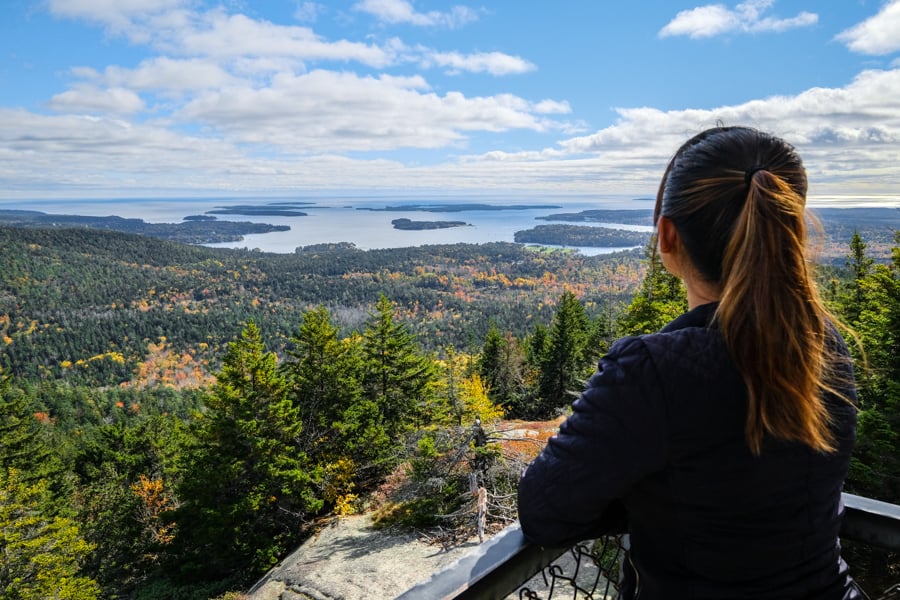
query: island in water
[
  {"left": 514, "top": 224, "right": 651, "bottom": 248},
  {"left": 391, "top": 218, "right": 470, "bottom": 231},
  {"left": 359, "top": 203, "right": 562, "bottom": 213},
  {"left": 206, "top": 202, "right": 310, "bottom": 217},
  {"left": 537, "top": 208, "right": 655, "bottom": 226},
  {"left": 0, "top": 209, "right": 289, "bottom": 244}
]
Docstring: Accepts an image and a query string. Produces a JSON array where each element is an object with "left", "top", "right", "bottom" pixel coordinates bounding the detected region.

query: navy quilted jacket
[{"left": 517, "top": 303, "right": 860, "bottom": 600}]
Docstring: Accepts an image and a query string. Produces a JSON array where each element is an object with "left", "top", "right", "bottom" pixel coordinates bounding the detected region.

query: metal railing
[{"left": 398, "top": 492, "right": 900, "bottom": 600}]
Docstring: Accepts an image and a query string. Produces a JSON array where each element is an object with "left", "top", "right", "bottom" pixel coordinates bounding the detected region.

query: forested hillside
[
  {"left": 0, "top": 226, "right": 642, "bottom": 388},
  {"left": 0, "top": 225, "right": 898, "bottom": 599}
]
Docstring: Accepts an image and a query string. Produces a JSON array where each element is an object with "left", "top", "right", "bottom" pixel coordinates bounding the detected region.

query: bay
[{"left": 0, "top": 195, "right": 656, "bottom": 256}]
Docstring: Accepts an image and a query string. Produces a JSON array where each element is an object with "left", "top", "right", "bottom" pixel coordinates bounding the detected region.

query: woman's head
[
  {"left": 656, "top": 126, "right": 845, "bottom": 455},
  {"left": 654, "top": 126, "right": 808, "bottom": 284}
]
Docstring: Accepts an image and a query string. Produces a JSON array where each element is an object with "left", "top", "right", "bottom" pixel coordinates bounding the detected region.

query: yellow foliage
[
  {"left": 461, "top": 373, "right": 504, "bottom": 425},
  {"left": 334, "top": 493, "right": 359, "bottom": 516},
  {"left": 323, "top": 458, "right": 357, "bottom": 514}
]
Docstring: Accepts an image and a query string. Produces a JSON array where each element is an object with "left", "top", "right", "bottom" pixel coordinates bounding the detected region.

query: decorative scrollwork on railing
[
  {"left": 875, "top": 583, "right": 900, "bottom": 600},
  {"left": 514, "top": 536, "right": 625, "bottom": 599}
]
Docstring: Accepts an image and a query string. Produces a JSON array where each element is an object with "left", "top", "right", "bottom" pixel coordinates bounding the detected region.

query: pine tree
[
  {"left": 284, "top": 306, "right": 364, "bottom": 460},
  {"left": 618, "top": 241, "right": 687, "bottom": 335},
  {"left": 843, "top": 229, "right": 875, "bottom": 326},
  {"left": 283, "top": 306, "right": 381, "bottom": 502},
  {"left": 534, "top": 290, "right": 591, "bottom": 417},
  {"left": 361, "top": 295, "right": 438, "bottom": 448},
  {"left": 0, "top": 373, "right": 71, "bottom": 517},
  {"left": 0, "top": 468, "right": 100, "bottom": 600},
  {"left": 478, "top": 325, "right": 527, "bottom": 416},
  {"left": 172, "top": 321, "right": 322, "bottom": 585}
]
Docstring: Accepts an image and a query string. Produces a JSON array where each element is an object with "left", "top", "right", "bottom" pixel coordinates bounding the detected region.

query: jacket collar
[{"left": 659, "top": 302, "right": 719, "bottom": 333}]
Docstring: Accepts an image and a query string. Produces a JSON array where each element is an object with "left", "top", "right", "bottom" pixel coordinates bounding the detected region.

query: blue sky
[{"left": 1, "top": 0, "right": 900, "bottom": 201}]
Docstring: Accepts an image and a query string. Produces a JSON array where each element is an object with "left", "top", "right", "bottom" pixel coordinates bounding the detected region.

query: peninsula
[{"left": 0, "top": 209, "right": 289, "bottom": 244}]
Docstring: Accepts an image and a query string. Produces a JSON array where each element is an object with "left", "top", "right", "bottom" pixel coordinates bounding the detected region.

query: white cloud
[
  {"left": 175, "top": 70, "right": 570, "bottom": 153},
  {"left": 528, "top": 68, "right": 900, "bottom": 193},
  {"left": 836, "top": 0, "right": 900, "bottom": 55},
  {"left": 659, "top": 0, "right": 817, "bottom": 39},
  {"left": 47, "top": 0, "right": 189, "bottom": 37},
  {"left": 421, "top": 50, "right": 535, "bottom": 75},
  {"left": 103, "top": 58, "right": 235, "bottom": 93},
  {"left": 353, "top": 0, "right": 479, "bottom": 28},
  {"left": 47, "top": 85, "right": 145, "bottom": 115},
  {"left": 179, "top": 12, "right": 396, "bottom": 68},
  {"left": 533, "top": 100, "right": 572, "bottom": 115}
]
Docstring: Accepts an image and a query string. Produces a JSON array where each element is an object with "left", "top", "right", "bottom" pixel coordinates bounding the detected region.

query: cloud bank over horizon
[{"left": 2, "top": 0, "right": 900, "bottom": 201}]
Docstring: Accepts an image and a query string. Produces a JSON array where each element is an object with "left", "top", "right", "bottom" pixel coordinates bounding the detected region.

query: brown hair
[{"left": 655, "top": 126, "right": 847, "bottom": 454}]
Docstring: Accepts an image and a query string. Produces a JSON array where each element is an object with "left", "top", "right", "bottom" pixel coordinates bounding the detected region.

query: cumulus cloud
[
  {"left": 836, "top": 0, "right": 900, "bottom": 55},
  {"left": 176, "top": 70, "right": 571, "bottom": 153},
  {"left": 530, "top": 68, "right": 900, "bottom": 193},
  {"left": 47, "top": 85, "right": 145, "bottom": 115},
  {"left": 421, "top": 50, "right": 535, "bottom": 75},
  {"left": 659, "top": 0, "right": 817, "bottom": 39},
  {"left": 47, "top": 0, "right": 189, "bottom": 39},
  {"left": 178, "top": 12, "right": 396, "bottom": 67},
  {"left": 7, "top": 67, "right": 899, "bottom": 198},
  {"left": 31, "top": 0, "right": 555, "bottom": 167},
  {"left": 353, "top": 0, "right": 479, "bottom": 28},
  {"left": 15, "top": 1, "right": 898, "bottom": 199},
  {"left": 102, "top": 58, "right": 235, "bottom": 93}
]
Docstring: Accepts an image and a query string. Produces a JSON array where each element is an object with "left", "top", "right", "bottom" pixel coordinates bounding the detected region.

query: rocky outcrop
[{"left": 247, "top": 514, "right": 481, "bottom": 600}]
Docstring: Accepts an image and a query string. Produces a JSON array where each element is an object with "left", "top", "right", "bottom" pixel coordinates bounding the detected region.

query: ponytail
[
  {"left": 717, "top": 170, "right": 834, "bottom": 454},
  {"left": 657, "top": 126, "right": 851, "bottom": 455}
]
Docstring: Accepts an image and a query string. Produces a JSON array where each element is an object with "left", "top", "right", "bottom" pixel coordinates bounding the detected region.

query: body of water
[{"left": 1, "top": 195, "right": 656, "bottom": 255}]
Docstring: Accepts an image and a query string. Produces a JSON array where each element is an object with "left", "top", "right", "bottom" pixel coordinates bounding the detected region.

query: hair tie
[{"left": 745, "top": 165, "right": 766, "bottom": 186}]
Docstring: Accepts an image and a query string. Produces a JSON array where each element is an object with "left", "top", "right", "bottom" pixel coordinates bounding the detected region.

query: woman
[{"left": 517, "top": 126, "right": 861, "bottom": 599}]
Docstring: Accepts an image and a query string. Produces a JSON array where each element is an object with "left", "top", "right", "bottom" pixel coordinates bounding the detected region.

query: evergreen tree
[
  {"left": 843, "top": 229, "right": 875, "bottom": 326},
  {"left": 0, "top": 468, "right": 99, "bottom": 600},
  {"left": 534, "top": 291, "right": 591, "bottom": 418},
  {"left": 0, "top": 373, "right": 71, "bottom": 517},
  {"left": 282, "top": 306, "right": 387, "bottom": 500},
  {"left": 478, "top": 325, "right": 527, "bottom": 416},
  {"left": 283, "top": 306, "right": 364, "bottom": 461},
  {"left": 478, "top": 322, "right": 505, "bottom": 397},
  {"left": 361, "top": 295, "right": 439, "bottom": 449},
  {"left": 618, "top": 241, "right": 687, "bottom": 335},
  {"left": 172, "top": 321, "right": 322, "bottom": 587}
]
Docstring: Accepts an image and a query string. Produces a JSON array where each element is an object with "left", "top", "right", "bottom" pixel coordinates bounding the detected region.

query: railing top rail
[
  {"left": 842, "top": 492, "right": 900, "bottom": 551},
  {"left": 398, "top": 492, "right": 900, "bottom": 600}
]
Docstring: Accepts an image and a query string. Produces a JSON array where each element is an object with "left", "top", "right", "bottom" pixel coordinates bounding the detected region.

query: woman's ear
[
  {"left": 656, "top": 216, "right": 680, "bottom": 255},
  {"left": 656, "top": 216, "right": 683, "bottom": 277}
]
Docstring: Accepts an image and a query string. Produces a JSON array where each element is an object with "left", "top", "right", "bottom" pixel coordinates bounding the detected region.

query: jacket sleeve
[{"left": 517, "top": 336, "right": 669, "bottom": 548}]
